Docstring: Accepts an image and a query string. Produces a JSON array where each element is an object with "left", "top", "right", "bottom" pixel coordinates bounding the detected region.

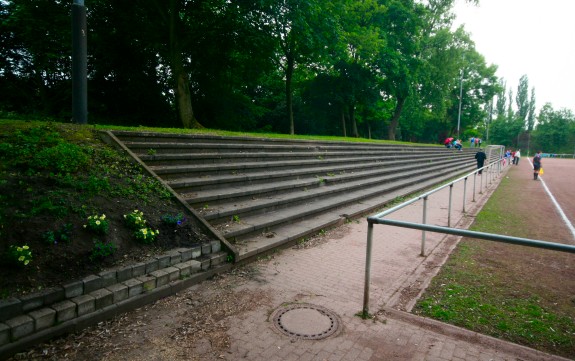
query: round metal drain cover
[{"left": 272, "top": 303, "right": 341, "bottom": 340}]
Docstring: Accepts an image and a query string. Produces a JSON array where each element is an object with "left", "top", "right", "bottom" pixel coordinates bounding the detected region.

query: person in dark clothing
[
  {"left": 533, "top": 150, "right": 542, "bottom": 180},
  {"left": 475, "top": 148, "right": 487, "bottom": 174}
]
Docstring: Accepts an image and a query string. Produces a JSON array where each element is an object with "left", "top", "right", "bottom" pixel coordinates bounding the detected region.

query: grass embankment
[
  {"left": 0, "top": 120, "right": 213, "bottom": 298},
  {"left": 414, "top": 172, "right": 575, "bottom": 358}
]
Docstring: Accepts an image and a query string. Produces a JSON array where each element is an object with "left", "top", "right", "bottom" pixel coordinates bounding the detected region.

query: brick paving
[{"left": 217, "top": 168, "right": 569, "bottom": 361}]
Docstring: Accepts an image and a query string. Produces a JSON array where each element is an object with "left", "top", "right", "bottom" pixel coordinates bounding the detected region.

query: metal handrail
[{"left": 361, "top": 146, "right": 575, "bottom": 315}]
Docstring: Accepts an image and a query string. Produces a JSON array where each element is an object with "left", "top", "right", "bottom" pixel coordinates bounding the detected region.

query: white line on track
[{"left": 528, "top": 158, "right": 575, "bottom": 240}]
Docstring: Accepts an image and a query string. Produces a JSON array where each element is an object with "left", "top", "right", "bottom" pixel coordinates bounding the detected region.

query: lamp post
[
  {"left": 72, "top": 0, "right": 87, "bottom": 124},
  {"left": 457, "top": 69, "right": 463, "bottom": 139}
]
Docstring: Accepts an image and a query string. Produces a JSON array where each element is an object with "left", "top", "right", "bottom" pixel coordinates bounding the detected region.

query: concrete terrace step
[
  {"left": 181, "top": 156, "right": 473, "bottom": 207},
  {"left": 232, "top": 169, "right": 468, "bottom": 260},
  {"left": 168, "top": 153, "right": 473, "bottom": 193},
  {"left": 148, "top": 153, "right": 459, "bottom": 179},
  {"left": 109, "top": 130, "right": 478, "bottom": 261},
  {"left": 195, "top": 158, "right": 474, "bottom": 224},
  {"left": 209, "top": 163, "right": 475, "bottom": 244},
  {"left": 137, "top": 148, "right": 453, "bottom": 166}
]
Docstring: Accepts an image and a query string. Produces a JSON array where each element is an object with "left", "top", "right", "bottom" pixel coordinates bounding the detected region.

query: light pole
[
  {"left": 72, "top": 0, "right": 87, "bottom": 124},
  {"left": 457, "top": 69, "right": 463, "bottom": 139}
]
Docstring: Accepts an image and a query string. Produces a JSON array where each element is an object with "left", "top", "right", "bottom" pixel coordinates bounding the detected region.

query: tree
[
  {"left": 377, "top": 0, "right": 425, "bottom": 141},
  {"left": 526, "top": 88, "right": 536, "bottom": 131},
  {"left": 257, "top": 0, "right": 335, "bottom": 135},
  {"left": 532, "top": 104, "right": 575, "bottom": 153},
  {"left": 334, "top": 0, "right": 386, "bottom": 137},
  {"left": 0, "top": 0, "right": 71, "bottom": 117},
  {"left": 494, "top": 80, "right": 507, "bottom": 119}
]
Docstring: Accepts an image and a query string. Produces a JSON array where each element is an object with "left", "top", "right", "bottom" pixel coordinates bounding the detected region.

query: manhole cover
[{"left": 271, "top": 303, "right": 341, "bottom": 340}]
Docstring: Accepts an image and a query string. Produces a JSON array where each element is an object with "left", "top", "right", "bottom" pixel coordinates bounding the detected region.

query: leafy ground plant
[{"left": 0, "top": 120, "right": 216, "bottom": 298}]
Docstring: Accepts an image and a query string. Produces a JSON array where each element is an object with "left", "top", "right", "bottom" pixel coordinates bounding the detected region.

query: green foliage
[
  {"left": 161, "top": 213, "right": 185, "bottom": 226},
  {"left": 84, "top": 214, "right": 109, "bottom": 235},
  {"left": 42, "top": 223, "right": 73, "bottom": 245},
  {"left": 124, "top": 210, "right": 158, "bottom": 244},
  {"left": 124, "top": 210, "right": 146, "bottom": 230},
  {"left": 1, "top": 0, "right": 545, "bottom": 140},
  {"left": 34, "top": 142, "right": 90, "bottom": 173},
  {"left": 531, "top": 104, "right": 575, "bottom": 154},
  {"left": 0, "top": 125, "right": 90, "bottom": 173},
  {"left": 90, "top": 240, "right": 116, "bottom": 261},
  {"left": 6, "top": 244, "right": 32, "bottom": 266},
  {"left": 134, "top": 227, "right": 159, "bottom": 244}
]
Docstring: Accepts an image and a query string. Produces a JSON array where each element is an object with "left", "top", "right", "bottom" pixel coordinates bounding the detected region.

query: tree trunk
[
  {"left": 387, "top": 96, "right": 406, "bottom": 141},
  {"left": 350, "top": 106, "right": 359, "bottom": 138},
  {"left": 169, "top": 0, "right": 201, "bottom": 129},
  {"left": 341, "top": 109, "right": 347, "bottom": 137},
  {"left": 173, "top": 57, "right": 201, "bottom": 128},
  {"left": 286, "top": 55, "right": 295, "bottom": 135},
  {"left": 367, "top": 122, "right": 371, "bottom": 139}
]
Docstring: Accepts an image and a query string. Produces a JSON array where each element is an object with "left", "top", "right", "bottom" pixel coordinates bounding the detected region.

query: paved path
[{"left": 215, "top": 166, "right": 569, "bottom": 361}]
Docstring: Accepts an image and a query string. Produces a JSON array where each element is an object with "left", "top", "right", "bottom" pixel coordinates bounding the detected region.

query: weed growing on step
[
  {"left": 147, "top": 149, "right": 156, "bottom": 155},
  {"left": 232, "top": 215, "right": 241, "bottom": 223}
]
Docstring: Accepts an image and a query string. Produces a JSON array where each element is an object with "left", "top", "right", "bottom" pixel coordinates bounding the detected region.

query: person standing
[
  {"left": 533, "top": 151, "right": 542, "bottom": 180},
  {"left": 475, "top": 148, "right": 487, "bottom": 174},
  {"left": 470, "top": 137, "right": 475, "bottom": 148},
  {"left": 514, "top": 149, "right": 521, "bottom": 165}
]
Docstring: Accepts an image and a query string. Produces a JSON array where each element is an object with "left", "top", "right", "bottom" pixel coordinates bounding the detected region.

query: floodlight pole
[
  {"left": 72, "top": 0, "right": 87, "bottom": 124},
  {"left": 457, "top": 69, "right": 463, "bottom": 139}
]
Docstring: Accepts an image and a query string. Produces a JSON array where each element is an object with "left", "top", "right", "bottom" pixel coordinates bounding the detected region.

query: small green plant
[
  {"left": 7, "top": 244, "right": 32, "bottom": 266},
  {"left": 84, "top": 214, "right": 109, "bottom": 234},
  {"left": 43, "top": 223, "right": 73, "bottom": 245},
  {"left": 147, "top": 148, "right": 157, "bottom": 155},
  {"left": 90, "top": 240, "right": 116, "bottom": 261},
  {"left": 232, "top": 215, "right": 241, "bottom": 223},
  {"left": 326, "top": 172, "right": 335, "bottom": 177},
  {"left": 124, "top": 210, "right": 146, "bottom": 230},
  {"left": 226, "top": 253, "right": 234, "bottom": 263},
  {"left": 161, "top": 212, "right": 185, "bottom": 226},
  {"left": 355, "top": 310, "right": 373, "bottom": 320},
  {"left": 134, "top": 227, "right": 159, "bottom": 244}
]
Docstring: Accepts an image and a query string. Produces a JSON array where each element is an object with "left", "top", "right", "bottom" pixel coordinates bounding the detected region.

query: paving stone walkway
[{"left": 215, "top": 167, "right": 569, "bottom": 361}]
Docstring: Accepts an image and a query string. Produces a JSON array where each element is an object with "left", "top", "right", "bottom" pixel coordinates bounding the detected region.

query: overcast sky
[{"left": 451, "top": 0, "right": 575, "bottom": 113}]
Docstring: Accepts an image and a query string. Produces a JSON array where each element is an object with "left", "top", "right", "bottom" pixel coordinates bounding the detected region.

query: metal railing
[{"left": 362, "top": 146, "right": 575, "bottom": 315}]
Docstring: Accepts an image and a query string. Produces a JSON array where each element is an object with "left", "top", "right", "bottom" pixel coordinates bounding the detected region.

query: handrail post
[
  {"left": 463, "top": 177, "right": 467, "bottom": 213},
  {"left": 479, "top": 168, "right": 483, "bottom": 194},
  {"left": 421, "top": 196, "right": 428, "bottom": 256},
  {"left": 363, "top": 221, "right": 374, "bottom": 316},
  {"left": 472, "top": 172, "right": 477, "bottom": 202},
  {"left": 448, "top": 184, "right": 453, "bottom": 227}
]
